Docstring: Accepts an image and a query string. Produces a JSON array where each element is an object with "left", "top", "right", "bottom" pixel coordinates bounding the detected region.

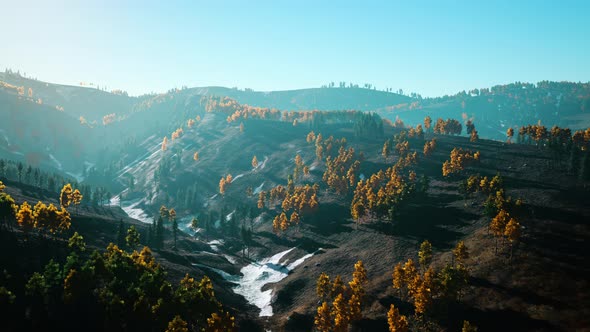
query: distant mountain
[{"left": 1, "top": 70, "right": 589, "bottom": 177}]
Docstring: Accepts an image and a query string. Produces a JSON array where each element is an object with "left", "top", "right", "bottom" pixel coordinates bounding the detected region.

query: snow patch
[
  {"left": 253, "top": 182, "right": 265, "bottom": 194},
  {"left": 49, "top": 154, "right": 63, "bottom": 170},
  {"left": 200, "top": 247, "right": 318, "bottom": 317}
]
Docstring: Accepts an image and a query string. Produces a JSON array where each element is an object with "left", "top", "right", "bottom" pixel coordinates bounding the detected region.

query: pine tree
[
  {"left": 418, "top": 240, "right": 433, "bottom": 271},
  {"left": 116, "top": 219, "right": 126, "bottom": 247},
  {"left": 126, "top": 225, "right": 140, "bottom": 249}
]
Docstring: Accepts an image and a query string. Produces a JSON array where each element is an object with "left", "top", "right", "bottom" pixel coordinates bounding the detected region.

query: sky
[{"left": 2, "top": 0, "right": 589, "bottom": 97}]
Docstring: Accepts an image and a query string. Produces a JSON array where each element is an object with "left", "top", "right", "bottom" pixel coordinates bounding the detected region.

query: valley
[{"left": 0, "top": 71, "right": 589, "bottom": 332}]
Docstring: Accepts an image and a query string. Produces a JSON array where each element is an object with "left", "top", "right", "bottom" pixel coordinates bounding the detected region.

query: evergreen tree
[{"left": 116, "top": 219, "right": 126, "bottom": 247}]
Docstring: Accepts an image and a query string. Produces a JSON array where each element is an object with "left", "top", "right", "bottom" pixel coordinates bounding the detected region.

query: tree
[
  {"left": 418, "top": 240, "right": 433, "bottom": 271},
  {"left": 252, "top": 156, "right": 258, "bottom": 168},
  {"left": 392, "top": 262, "right": 405, "bottom": 297},
  {"left": 0, "top": 192, "right": 17, "bottom": 230},
  {"left": 60, "top": 184, "right": 73, "bottom": 208},
  {"left": 162, "top": 136, "right": 168, "bottom": 151},
  {"left": 315, "top": 301, "right": 332, "bottom": 332},
  {"left": 156, "top": 216, "right": 164, "bottom": 248},
  {"left": 68, "top": 232, "right": 86, "bottom": 252},
  {"left": 16, "top": 201, "right": 35, "bottom": 232},
  {"left": 331, "top": 293, "right": 349, "bottom": 332},
  {"left": 424, "top": 116, "right": 432, "bottom": 132},
  {"left": 126, "top": 225, "right": 140, "bottom": 249},
  {"left": 71, "top": 189, "right": 83, "bottom": 213},
  {"left": 506, "top": 128, "right": 514, "bottom": 143},
  {"left": 504, "top": 218, "right": 521, "bottom": 260},
  {"left": 316, "top": 272, "right": 331, "bottom": 301},
  {"left": 166, "top": 315, "right": 188, "bottom": 332},
  {"left": 116, "top": 219, "right": 126, "bottom": 247},
  {"left": 193, "top": 152, "right": 199, "bottom": 161},
  {"left": 382, "top": 141, "right": 391, "bottom": 160},
  {"left": 17, "top": 162, "right": 23, "bottom": 182},
  {"left": 387, "top": 304, "right": 409, "bottom": 332},
  {"left": 190, "top": 217, "right": 199, "bottom": 232},
  {"left": 490, "top": 209, "right": 510, "bottom": 252},
  {"left": 462, "top": 320, "right": 478, "bottom": 332},
  {"left": 171, "top": 210, "right": 179, "bottom": 250},
  {"left": 257, "top": 191, "right": 265, "bottom": 209},
  {"left": 453, "top": 241, "right": 469, "bottom": 266}
]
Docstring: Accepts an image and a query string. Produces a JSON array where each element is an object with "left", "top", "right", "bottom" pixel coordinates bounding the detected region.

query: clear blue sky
[{"left": 3, "top": 0, "right": 589, "bottom": 96}]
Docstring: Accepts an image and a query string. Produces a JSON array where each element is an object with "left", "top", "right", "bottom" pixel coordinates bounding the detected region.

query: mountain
[{"left": 0, "top": 71, "right": 589, "bottom": 331}]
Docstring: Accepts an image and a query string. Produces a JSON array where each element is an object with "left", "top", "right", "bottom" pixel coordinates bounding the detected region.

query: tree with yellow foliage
[
  {"left": 257, "top": 191, "right": 266, "bottom": 209},
  {"left": 187, "top": 118, "right": 195, "bottom": 128},
  {"left": 424, "top": 116, "right": 432, "bottom": 132},
  {"left": 252, "top": 156, "right": 258, "bottom": 168},
  {"left": 166, "top": 315, "right": 188, "bottom": 332},
  {"left": 315, "top": 302, "right": 332, "bottom": 332},
  {"left": 71, "top": 189, "right": 83, "bottom": 214},
  {"left": 462, "top": 320, "right": 478, "bottom": 332},
  {"left": 316, "top": 272, "right": 331, "bottom": 301},
  {"left": 490, "top": 209, "right": 510, "bottom": 253},
  {"left": 332, "top": 293, "right": 350, "bottom": 332},
  {"left": 16, "top": 201, "right": 35, "bottom": 233},
  {"left": 392, "top": 262, "right": 405, "bottom": 297},
  {"left": 506, "top": 128, "right": 514, "bottom": 143},
  {"left": 289, "top": 211, "right": 300, "bottom": 227},
  {"left": 60, "top": 184, "right": 73, "bottom": 208},
  {"left": 453, "top": 241, "right": 469, "bottom": 266},
  {"left": 504, "top": 217, "right": 521, "bottom": 260},
  {"left": 387, "top": 304, "right": 409, "bottom": 332},
  {"left": 416, "top": 267, "right": 436, "bottom": 314},
  {"left": 162, "top": 136, "right": 168, "bottom": 151},
  {"left": 193, "top": 152, "right": 199, "bottom": 161}
]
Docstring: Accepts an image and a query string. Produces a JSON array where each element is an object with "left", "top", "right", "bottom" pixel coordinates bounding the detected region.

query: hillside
[{"left": 0, "top": 72, "right": 589, "bottom": 332}]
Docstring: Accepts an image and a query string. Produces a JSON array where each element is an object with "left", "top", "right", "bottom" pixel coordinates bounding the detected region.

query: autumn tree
[
  {"left": 442, "top": 148, "right": 480, "bottom": 177},
  {"left": 162, "top": 136, "right": 168, "bottom": 151},
  {"left": 462, "top": 320, "right": 478, "bottom": 332},
  {"left": 60, "top": 184, "right": 73, "bottom": 208},
  {"left": 504, "top": 217, "right": 521, "bottom": 260},
  {"left": 71, "top": 189, "right": 83, "bottom": 213},
  {"left": 423, "top": 138, "right": 437, "bottom": 157},
  {"left": 506, "top": 127, "right": 514, "bottom": 143},
  {"left": 252, "top": 156, "right": 258, "bottom": 168},
  {"left": 16, "top": 201, "right": 35, "bottom": 233},
  {"left": 453, "top": 241, "right": 469, "bottom": 266},
  {"left": 316, "top": 272, "right": 331, "bottom": 301},
  {"left": 392, "top": 262, "right": 405, "bottom": 297},
  {"left": 424, "top": 116, "right": 432, "bottom": 132},
  {"left": 490, "top": 209, "right": 510, "bottom": 253},
  {"left": 166, "top": 315, "right": 188, "bottom": 332},
  {"left": 257, "top": 191, "right": 266, "bottom": 209},
  {"left": 315, "top": 302, "right": 332, "bottom": 332},
  {"left": 387, "top": 304, "right": 409, "bottom": 332},
  {"left": 193, "top": 152, "right": 199, "bottom": 161}
]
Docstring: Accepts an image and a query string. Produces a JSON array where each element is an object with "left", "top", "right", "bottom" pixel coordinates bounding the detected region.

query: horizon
[
  {"left": 3, "top": 0, "right": 590, "bottom": 97},
  {"left": 4, "top": 68, "right": 590, "bottom": 99}
]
